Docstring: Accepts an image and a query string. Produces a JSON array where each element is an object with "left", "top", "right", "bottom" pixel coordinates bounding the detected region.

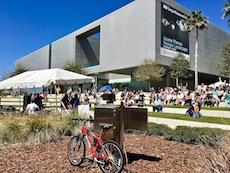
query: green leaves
[
  {"left": 186, "top": 11, "right": 208, "bottom": 32},
  {"left": 222, "top": 0, "right": 230, "bottom": 26},
  {"left": 169, "top": 53, "right": 192, "bottom": 79},
  {"left": 134, "top": 59, "right": 166, "bottom": 82},
  {"left": 63, "top": 60, "right": 86, "bottom": 74}
]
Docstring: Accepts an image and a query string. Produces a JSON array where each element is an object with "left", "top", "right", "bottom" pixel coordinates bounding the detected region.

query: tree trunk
[
  {"left": 194, "top": 27, "right": 199, "bottom": 90},
  {"left": 148, "top": 81, "right": 150, "bottom": 92},
  {"left": 176, "top": 78, "right": 179, "bottom": 88}
]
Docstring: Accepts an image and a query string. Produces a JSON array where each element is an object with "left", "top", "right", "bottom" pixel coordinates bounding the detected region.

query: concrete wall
[
  {"left": 15, "top": 45, "right": 50, "bottom": 70},
  {"left": 48, "top": 0, "right": 157, "bottom": 74},
  {"left": 86, "top": 0, "right": 157, "bottom": 73}
]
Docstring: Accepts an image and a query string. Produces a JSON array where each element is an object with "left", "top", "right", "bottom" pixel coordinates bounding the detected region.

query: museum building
[{"left": 15, "top": 0, "right": 230, "bottom": 90}]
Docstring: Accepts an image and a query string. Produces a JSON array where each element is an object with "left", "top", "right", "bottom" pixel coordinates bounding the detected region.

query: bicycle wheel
[
  {"left": 97, "top": 140, "right": 124, "bottom": 173},
  {"left": 67, "top": 134, "right": 86, "bottom": 166}
]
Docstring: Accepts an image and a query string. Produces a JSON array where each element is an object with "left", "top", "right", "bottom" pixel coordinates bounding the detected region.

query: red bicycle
[{"left": 67, "top": 118, "right": 124, "bottom": 173}]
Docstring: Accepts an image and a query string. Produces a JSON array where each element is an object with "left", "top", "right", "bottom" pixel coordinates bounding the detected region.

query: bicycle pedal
[
  {"left": 94, "top": 158, "right": 105, "bottom": 165},
  {"left": 85, "top": 155, "right": 93, "bottom": 159}
]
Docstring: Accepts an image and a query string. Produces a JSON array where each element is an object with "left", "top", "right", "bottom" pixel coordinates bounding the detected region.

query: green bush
[
  {"left": 1, "top": 121, "right": 24, "bottom": 143},
  {"left": 125, "top": 123, "right": 172, "bottom": 136},
  {"left": 147, "top": 123, "right": 172, "bottom": 136},
  {"left": 164, "top": 126, "right": 227, "bottom": 147},
  {"left": 164, "top": 126, "right": 199, "bottom": 144},
  {"left": 125, "top": 123, "right": 227, "bottom": 147},
  {"left": 62, "top": 113, "right": 81, "bottom": 136},
  {"left": 23, "top": 118, "right": 62, "bottom": 143},
  {"left": 0, "top": 112, "right": 81, "bottom": 145},
  {"left": 125, "top": 129, "right": 144, "bottom": 134}
]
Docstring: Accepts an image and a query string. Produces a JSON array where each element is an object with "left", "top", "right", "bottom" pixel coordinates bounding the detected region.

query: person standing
[
  {"left": 70, "top": 94, "right": 80, "bottom": 110},
  {"left": 61, "top": 93, "right": 69, "bottom": 110},
  {"left": 32, "top": 94, "right": 44, "bottom": 110}
]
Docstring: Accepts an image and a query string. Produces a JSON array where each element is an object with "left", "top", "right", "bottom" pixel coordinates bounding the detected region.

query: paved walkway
[{"left": 148, "top": 117, "right": 230, "bottom": 130}]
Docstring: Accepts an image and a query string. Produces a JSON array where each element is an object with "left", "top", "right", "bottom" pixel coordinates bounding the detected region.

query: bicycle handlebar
[{"left": 72, "top": 116, "right": 94, "bottom": 125}]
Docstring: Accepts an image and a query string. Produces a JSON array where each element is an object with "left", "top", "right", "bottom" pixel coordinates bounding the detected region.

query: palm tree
[
  {"left": 222, "top": 0, "right": 230, "bottom": 26},
  {"left": 186, "top": 11, "right": 208, "bottom": 90}
]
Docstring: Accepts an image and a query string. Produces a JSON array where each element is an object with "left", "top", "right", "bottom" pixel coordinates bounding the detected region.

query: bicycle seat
[{"left": 99, "top": 123, "right": 113, "bottom": 130}]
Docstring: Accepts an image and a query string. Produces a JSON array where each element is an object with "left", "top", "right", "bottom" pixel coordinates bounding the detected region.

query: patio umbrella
[{"left": 99, "top": 85, "right": 112, "bottom": 91}]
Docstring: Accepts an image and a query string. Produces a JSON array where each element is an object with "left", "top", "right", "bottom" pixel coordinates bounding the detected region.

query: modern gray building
[{"left": 16, "top": 0, "right": 230, "bottom": 90}]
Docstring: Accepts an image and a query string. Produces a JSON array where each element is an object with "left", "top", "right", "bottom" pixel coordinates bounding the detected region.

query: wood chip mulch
[{"left": 0, "top": 134, "right": 206, "bottom": 173}]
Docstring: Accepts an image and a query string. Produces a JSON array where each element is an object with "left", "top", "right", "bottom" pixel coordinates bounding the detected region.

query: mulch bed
[{"left": 0, "top": 134, "right": 206, "bottom": 173}]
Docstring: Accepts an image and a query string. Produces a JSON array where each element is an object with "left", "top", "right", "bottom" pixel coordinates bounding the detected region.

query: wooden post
[{"left": 119, "top": 102, "right": 125, "bottom": 149}]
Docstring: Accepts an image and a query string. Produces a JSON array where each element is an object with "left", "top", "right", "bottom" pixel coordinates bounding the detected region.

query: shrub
[
  {"left": 198, "top": 133, "right": 230, "bottom": 172},
  {"left": 23, "top": 117, "right": 62, "bottom": 143},
  {"left": 147, "top": 123, "right": 172, "bottom": 136},
  {"left": 125, "top": 124, "right": 227, "bottom": 148},
  {"left": 1, "top": 121, "right": 24, "bottom": 143},
  {"left": 22, "top": 112, "right": 82, "bottom": 143},
  {"left": 0, "top": 112, "right": 81, "bottom": 145},
  {"left": 164, "top": 126, "right": 227, "bottom": 147},
  {"left": 125, "top": 129, "right": 144, "bottom": 134},
  {"left": 125, "top": 123, "right": 172, "bottom": 136},
  {"left": 61, "top": 113, "right": 81, "bottom": 136}
]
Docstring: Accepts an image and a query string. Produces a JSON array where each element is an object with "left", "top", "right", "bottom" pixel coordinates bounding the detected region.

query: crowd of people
[
  {"left": 23, "top": 82, "right": 230, "bottom": 116},
  {"left": 119, "top": 83, "right": 230, "bottom": 118},
  {"left": 60, "top": 87, "right": 90, "bottom": 110}
]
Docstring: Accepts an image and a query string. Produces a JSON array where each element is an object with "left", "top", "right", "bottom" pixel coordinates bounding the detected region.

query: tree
[
  {"left": 218, "top": 40, "right": 230, "bottom": 81},
  {"left": 63, "top": 60, "right": 86, "bottom": 74},
  {"left": 134, "top": 59, "right": 166, "bottom": 90},
  {"left": 222, "top": 0, "right": 230, "bottom": 26},
  {"left": 186, "top": 11, "right": 208, "bottom": 90},
  {"left": 9, "top": 64, "right": 29, "bottom": 78},
  {"left": 169, "top": 53, "right": 192, "bottom": 87},
  {"left": 0, "top": 65, "right": 28, "bottom": 81},
  {"left": 1, "top": 69, "right": 11, "bottom": 81}
]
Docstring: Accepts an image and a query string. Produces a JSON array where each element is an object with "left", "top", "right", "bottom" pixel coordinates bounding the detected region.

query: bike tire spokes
[
  {"left": 68, "top": 135, "right": 86, "bottom": 166},
  {"left": 98, "top": 141, "right": 124, "bottom": 173}
]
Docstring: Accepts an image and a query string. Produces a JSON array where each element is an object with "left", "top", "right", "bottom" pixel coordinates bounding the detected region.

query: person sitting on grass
[
  {"left": 224, "top": 90, "right": 230, "bottom": 108},
  {"left": 152, "top": 95, "right": 163, "bottom": 112}
]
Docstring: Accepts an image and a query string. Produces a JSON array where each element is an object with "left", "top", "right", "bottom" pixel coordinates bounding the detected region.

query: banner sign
[{"left": 161, "top": 3, "right": 189, "bottom": 59}]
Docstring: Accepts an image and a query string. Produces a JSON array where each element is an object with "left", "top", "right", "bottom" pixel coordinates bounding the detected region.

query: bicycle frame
[
  {"left": 68, "top": 118, "right": 125, "bottom": 173},
  {"left": 81, "top": 124, "right": 110, "bottom": 161}
]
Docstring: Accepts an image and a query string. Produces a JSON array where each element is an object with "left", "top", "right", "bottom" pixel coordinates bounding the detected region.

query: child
[{"left": 193, "top": 102, "right": 201, "bottom": 118}]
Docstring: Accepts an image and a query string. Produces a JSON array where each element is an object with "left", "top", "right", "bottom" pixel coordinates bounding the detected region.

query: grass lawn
[
  {"left": 148, "top": 112, "right": 230, "bottom": 125},
  {"left": 164, "top": 105, "right": 230, "bottom": 111},
  {"left": 142, "top": 104, "right": 230, "bottom": 111}
]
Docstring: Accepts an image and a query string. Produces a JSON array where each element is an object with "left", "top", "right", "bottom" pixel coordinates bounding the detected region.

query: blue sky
[{"left": 0, "top": 0, "right": 229, "bottom": 76}]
